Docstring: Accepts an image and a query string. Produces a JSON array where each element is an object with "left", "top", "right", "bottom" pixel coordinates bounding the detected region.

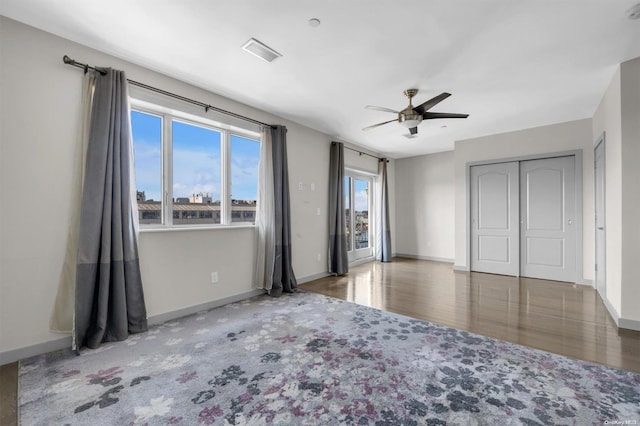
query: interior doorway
[
  {"left": 594, "top": 137, "right": 606, "bottom": 296},
  {"left": 344, "top": 172, "right": 373, "bottom": 263}
]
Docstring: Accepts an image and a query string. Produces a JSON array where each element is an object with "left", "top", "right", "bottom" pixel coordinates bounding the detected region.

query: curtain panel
[
  {"left": 50, "top": 72, "right": 95, "bottom": 333},
  {"left": 270, "top": 125, "right": 297, "bottom": 296},
  {"left": 328, "top": 142, "right": 349, "bottom": 275},
  {"left": 376, "top": 159, "right": 392, "bottom": 262},
  {"left": 74, "top": 68, "right": 148, "bottom": 351},
  {"left": 255, "top": 126, "right": 275, "bottom": 292}
]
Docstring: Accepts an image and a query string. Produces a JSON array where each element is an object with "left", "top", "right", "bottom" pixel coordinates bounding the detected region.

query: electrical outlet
[
  {"left": 211, "top": 272, "right": 219, "bottom": 284},
  {"left": 298, "top": 181, "right": 304, "bottom": 191},
  {"left": 317, "top": 253, "right": 321, "bottom": 262}
]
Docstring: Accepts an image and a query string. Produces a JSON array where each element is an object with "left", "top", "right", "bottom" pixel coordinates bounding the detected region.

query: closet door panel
[
  {"left": 520, "top": 156, "right": 576, "bottom": 282},
  {"left": 470, "top": 162, "right": 519, "bottom": 276}
]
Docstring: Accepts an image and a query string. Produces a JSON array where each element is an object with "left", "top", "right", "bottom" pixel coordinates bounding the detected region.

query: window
[{"left": 131, "top": 105, "right": 260, "bottom": 228}]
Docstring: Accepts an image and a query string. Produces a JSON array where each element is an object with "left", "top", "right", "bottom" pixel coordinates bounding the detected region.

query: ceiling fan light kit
[{"left": 363, "top": 88, "right": 468, "bottom": 136}]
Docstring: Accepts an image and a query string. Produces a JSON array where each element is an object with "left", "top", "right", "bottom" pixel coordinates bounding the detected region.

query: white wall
[
  {"left": 394, "top": 151, "right": 455, "bottom": 261},
  {"left": 619, "top": 57, "right": 640, "bottom": 325},
  {"left": 0, "top": 18, "right": 394, "bottom": 359},
  {"left": 591, "top": 57, "right": 640, "bottom": 327},
  {"left": 453, "top": 119, "right": 594, "bottom": 283},
  {"left": 592, "top": 68, "right": 623, "bottom": 319}
]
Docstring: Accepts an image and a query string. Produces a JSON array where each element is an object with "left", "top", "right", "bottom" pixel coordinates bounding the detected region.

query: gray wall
[
  {"left": 394, "top": 151, "right": 455, "bottom": 262},
  {"left": 452, "top": 119, "right": 594, "bottom": 280},
  {"left": 592, "top": 57, "right": 640, "bottom": 327},
  {"left": 0, "top": 17, "right": 396, "bottom": 358}
]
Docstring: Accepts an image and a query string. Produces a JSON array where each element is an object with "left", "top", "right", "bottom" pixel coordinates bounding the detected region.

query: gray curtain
[
  {"left": 378, "top": 159, "right": 392, "bottom": 262},
  {"left": 328, "top": 142, "right": 349, "bottom": 275},
  {"left": 74, "top": 68, "right": 148, "bottom": 351},
  {"left": 270, "top": 125, "right": 297, "bottom": 296}
]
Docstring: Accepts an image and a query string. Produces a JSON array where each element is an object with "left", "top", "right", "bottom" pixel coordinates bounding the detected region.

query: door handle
[{"left": 598, "top": 227, "right": 604, "bottom": 230}]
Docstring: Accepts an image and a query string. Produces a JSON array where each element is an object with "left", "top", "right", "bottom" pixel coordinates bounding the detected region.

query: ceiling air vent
[{"left": 242, "top": 38, "right": 282, "bottom": 62}]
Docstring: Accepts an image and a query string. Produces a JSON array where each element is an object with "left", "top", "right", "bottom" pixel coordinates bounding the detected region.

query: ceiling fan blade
[
  {"left": 409, "top": 127, "right": 418, "bottom": 135},
  {"left": 362, "top": 118, "right": 399, "bottom": 131},
  {"left": 413, "top": 92, "right": 451, "bottom": 115},
  {"left": 422, "top": 112, "right": 469, "bottom": 120},
  {"left": 365, "top": 105, "right": 399, "bottom": 113}
]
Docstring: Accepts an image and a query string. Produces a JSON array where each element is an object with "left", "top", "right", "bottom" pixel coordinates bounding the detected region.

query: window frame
[
  {"left": 344, "top": 168, "right": 376, "bottom": 262},
  {"left": 130, "top": 98, "right": 261, "bottom": 230}
]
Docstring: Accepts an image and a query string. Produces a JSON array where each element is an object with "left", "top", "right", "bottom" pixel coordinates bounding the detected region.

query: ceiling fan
[{"left": 363, "top": 89, "right": 468, "bottom": 136}]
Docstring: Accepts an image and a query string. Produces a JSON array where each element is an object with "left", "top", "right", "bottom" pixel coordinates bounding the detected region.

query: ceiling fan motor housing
[{"left": 399, "top": 108, "right": 423, "bottom": 127}]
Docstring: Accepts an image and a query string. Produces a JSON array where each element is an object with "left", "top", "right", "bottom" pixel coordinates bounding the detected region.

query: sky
[
  {"left": 131, "top": 110, "right": 259, "bottom": 202},
  {"left": 132, "top": 109, "right": 367, "bottom": 211},
  {"left": 344, "top": 176, "right": 369, "bottom": 213}
]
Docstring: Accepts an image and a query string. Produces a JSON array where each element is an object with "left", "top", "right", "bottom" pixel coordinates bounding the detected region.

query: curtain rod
[
  {"left": 63, "top": 55, "right": 273, "bottom": 128},
  {"left": 333, "top": 142, "right": 387, "bottom": 162}
]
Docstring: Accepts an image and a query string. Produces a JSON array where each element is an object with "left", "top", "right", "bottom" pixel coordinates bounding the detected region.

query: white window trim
[
  {"left": 344, "top": 168, "right": 375, "bottom": 261},
  {"left": 130, "top": 98, "right": 261, "bottom": 230}
]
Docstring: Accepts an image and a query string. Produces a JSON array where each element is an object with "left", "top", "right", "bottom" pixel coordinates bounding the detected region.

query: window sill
[{"left": 139, "top": 224, "right": 256, "bottom": 233}]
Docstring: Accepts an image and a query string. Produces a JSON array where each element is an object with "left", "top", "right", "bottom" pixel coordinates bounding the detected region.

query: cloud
[
  {"left": 134, "top": 140, "right": 162, "bottom": 200},
  {"left": 354, "top": 189, "right": 369, "bottom": 212},
  {"left": 173, "top": 147, "right": 221, "bottom": 199},
  {"left": 231, "top": 154, "right": 259, "bottom": 200}
]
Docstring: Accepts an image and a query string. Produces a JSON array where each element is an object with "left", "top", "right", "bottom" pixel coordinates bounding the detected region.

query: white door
[
  {"left": 345, "top": 173, "right": 373, "bottom": 262},
  {"left": 594, "top": 140, "right": 606, "bottom": 295},
  {"left": 520, "top": 156, "right": 576, "bottom": 282},
  {"left": 470, "top": 162, "right": 520, "bottom": 276}
]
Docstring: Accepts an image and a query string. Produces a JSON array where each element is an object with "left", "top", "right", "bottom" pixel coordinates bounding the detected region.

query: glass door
[{"left": 345, "top": 173, "right": 373, "bottom": 262}]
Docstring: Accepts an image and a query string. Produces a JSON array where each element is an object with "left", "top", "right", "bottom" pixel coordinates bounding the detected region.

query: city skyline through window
[{"left": 131, "top": 108, "right": 260, "bottom": 226}]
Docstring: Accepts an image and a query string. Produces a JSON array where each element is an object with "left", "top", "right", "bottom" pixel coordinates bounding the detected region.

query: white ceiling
[{"left": 2, "top": 1, "right": 640, "bottom": 158}]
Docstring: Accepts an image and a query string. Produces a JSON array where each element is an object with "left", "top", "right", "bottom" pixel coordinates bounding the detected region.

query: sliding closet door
[
  {"left": 520, "top": 156, "right": 576, "bottom": 282},
  {"left": 470, "top": 162, "right": 519, "bottom": 276}
]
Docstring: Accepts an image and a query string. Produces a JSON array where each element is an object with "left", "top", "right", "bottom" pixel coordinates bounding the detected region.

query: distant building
[
  {"left": 189, "top": 193, "right": 212, "bottom": 204},
  {"left": 137, "top": 196, "right": 256, "bottom": 225},
  {"left": 345, "top": 208, "right": 369, "bottom": 249}
]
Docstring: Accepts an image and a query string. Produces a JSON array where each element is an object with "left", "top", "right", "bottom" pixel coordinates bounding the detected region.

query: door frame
[
  {"left": 466, "top": 149, "right": 584, "bottom": 284},
  {"left": 345, "top": 168, "right": 376, "bottom": 264},
  {"left": 594, "top": 134, "right": 606, "bottom": 295}
]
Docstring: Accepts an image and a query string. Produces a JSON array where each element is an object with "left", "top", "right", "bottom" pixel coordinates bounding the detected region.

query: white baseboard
[
  {"left": 0, "top": 336, "right": 72, "bottom": 366},
  {"left": 580, "top": 279, "right": 594, "bottom": 287},
  {"left": 619, "top": 318, "right": 640, "bottom": 331},
  {"left": 350, "top": 257, "right": 376, "bottom": 267},
  {"left": 453, "top": 264, "right": 470, "bottom": 272},
  {"left": 395, "top": 253, "right": 454, "bottom": 264},
  {"left": 599, "top": 292, "right": 620, "bottom": 327},
  {"left": 147, "top": 288, "right": 266, "bottom": 325},
  {"left": 297, "top": 271, "right": 330, "bottom": 284},
  {"left": 0, "top": 288, "right": 266, "bottom": 366}
]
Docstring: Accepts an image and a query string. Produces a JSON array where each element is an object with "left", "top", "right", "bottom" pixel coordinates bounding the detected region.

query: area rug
[{"left": 19, "top": 291, "right": 640, "bottom": 425}]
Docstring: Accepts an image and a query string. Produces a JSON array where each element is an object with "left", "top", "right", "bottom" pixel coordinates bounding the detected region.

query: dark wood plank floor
[
  {"left": 2, "top": 258, "right": 638, "bottom": 424},
  {"left": 301, "top": 257, "right": 640, "bottom": 373},
  {"left": 0, "top": 362, "right": 17, "bottom": 426}
]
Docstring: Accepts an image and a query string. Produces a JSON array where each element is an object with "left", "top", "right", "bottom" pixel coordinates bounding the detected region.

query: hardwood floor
[
  {"left": 301, "top": 257, "right": 640, "bottom": 373},
  {"left": 2, "top": 258, "right": 638, "bottom": 423},
  {"left": 0, "top": 362, "right": 18, "bottom": 426}
]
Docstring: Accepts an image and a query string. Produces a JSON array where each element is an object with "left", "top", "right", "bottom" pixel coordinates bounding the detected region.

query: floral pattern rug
[{"left": 19, "top": 291, "right": 640, "bottom": 425}]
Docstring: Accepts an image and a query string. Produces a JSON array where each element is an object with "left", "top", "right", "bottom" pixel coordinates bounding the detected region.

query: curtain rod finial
[{"left": 63, "top": 55, "right": 74, "bottom": 65}]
